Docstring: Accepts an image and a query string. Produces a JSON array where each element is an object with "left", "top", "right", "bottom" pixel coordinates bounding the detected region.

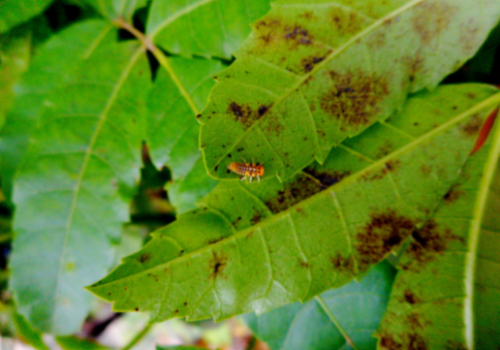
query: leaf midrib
[
  {"left": 94, "top": 91, "right": 500, "bottom": 290},
  {"left": 464, "top": 108, "right": 500, "bottom": 348},
  {"left": 210, "top": 0, "right": 426, "bottom": 170},
  {"left": 52, "top": 46, "right": 145, "bottom": 318}
]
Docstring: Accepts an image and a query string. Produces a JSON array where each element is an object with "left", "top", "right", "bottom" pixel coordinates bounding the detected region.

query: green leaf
[
  {"left": 0, "top": 0, "right": 53, "bottom": 34},
  {"left": 12, "top": 312, "right": 50, "bottom": 350},
  {"left": 84, "top": 0, "right": 148, "bottom": 21},
  {"left": 146, "top": 0, "right": 271, "bottom": 59},
  {"left": 147, "top": 57, "right": 223, "bottom": 213},
  {"left": 376, "top": 111, "right": 500, "bottom": 349},
  {"left": 9, "top": 27, "right": 150, "bottom": 334},
  {"left": 158, "top": 346, "right": 214, "bottom": 350},
  {"left": 244, "top": 260, "right": 396, "bottom": 350},
  {"left": 199, "top": 0, "right": 500, "bottom": 182},
  {"left": 0, "top": 20, "right": 113, "bottom": 199},
  {"left": 0, "top": 24, "right": 32, "bottom": 129},
  {"left": 56, "top": 336, "right": 109, "bottom": 350},
  {"left": 88, "top": 84, "right": 500, "bottom": 324}
]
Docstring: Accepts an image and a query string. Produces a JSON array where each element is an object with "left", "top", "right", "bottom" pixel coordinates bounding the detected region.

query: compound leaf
[
  {"left": 199, "top": 0, "right": 500, "bottom": 182},
  {"left": 10, "top": 27, "right": 150, "bottom": 334},
  {"left": 0, "top": 0, "right": 53, "bottom": 34},
  {"left": 88, "top": 84, "right": 500, "bottom": 324},
  {"left": 0, "top": 20, "right": 113, "bottom": 199},
  {"left": 244, "top": 260, "right": 396, "bottom": 350},
  {"left": 376, "top": 110, "right": 500, "bottom": 349},
  {"left": 146, "top": 0, "right": 271, "bottom": 59}
]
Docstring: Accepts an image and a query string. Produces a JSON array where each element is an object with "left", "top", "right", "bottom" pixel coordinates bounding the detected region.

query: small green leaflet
[
  {"left": 199, "top": 0, "right": 500, "bottom": 182},
  {"left": 88, "top": 84, "right": 500, "bottom": 324}
]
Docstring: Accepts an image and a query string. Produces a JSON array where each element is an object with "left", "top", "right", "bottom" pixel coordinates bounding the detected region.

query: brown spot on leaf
[
  {"left": 258, "top": 105, "right": 271, "bottom": 116},
  {"left": 209, "top": 252, "right": 228, "bottom": 279},
  {"left": 403, "top": 53, "right": 425, "bottom": 84},
  {"left": 329, "top": 8, "right": 366, "bottom": 36},
  {"left": 207, "top": 237, "right": 224, "bottom": 245},
  {"left": 379, "top": 334, "right": 403, "bottom": 350},
  {"left": 135, "top": 307, "right": 139, "bottom": 311},
  {"left": 301, "top": 55, "right": 326, "bottom": 73},
  {"left": 356, "top": 211, "right": 416, "bottom": 271},
  {"left": 362, "top": 160, "right": 401, "bottom": 181},
  {"left": 420, "top": 164, "right": 432, "bottom": 175},
  {"left": 265, "top": 174, "right": 323, "bottom": 213},
  {"left": 228, "top": 102, "right": 263, "bottom": 128},
  {"left": 330, "top": 254, "right": 355, "bottom": 274},
  {"left": 139, "top": 253, "right": 151, "bottom": 263},
  {"left": 284, "top": 25, "right": 313, "bottom": 45},
  {"left": 443, "top": 186, "right": 464, "bottom": 203},
  {"left": 304, "top": 167, "right": 350, "bottom": 188},
  {"left": 297, "top": 258, "right": 309, "bottom": 268},
  {"left": 251, "top": 211, "right": 263, "bottom": 225},
  {"left": 404, "top": 289, "right": 421, "bottom": 305},
  {"left": 320, "top": 71, "right": 389, "bottom": 127},
  {"left": 461, "top": 114, "right": 482, "bottom": 136}
]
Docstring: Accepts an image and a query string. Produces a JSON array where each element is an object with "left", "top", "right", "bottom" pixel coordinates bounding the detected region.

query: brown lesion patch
[
  {"left": 301, "top": 55, "right": 326, "bottom": 73},
  {"left": 403, "top": 288, "right": 421, "bottom": 305},
  {"left": 411, "top": 2, "right": 457, "bottom": 44},
  {"left": 251, "top": 211, "right": 263, "bottom": 225},
  {"left": 139, "top": 253, "right": 151, "bottom": 263},
  {"left": 460, "top": 113, "right": 482, "bottom": 137},
  {"left": 329, "top": 8, "right": 366, "bottom": 36},
  {"left": 405, "top": 219, "right": 464, "bottom": 267},
  {"left": 303, "top": 167, "right": 350, "bottom": 188},
  {"left": 283, "top": 25, "right": 313, "bottom": 45},
  {"left": 378, "top": 332, "right": 428, "bottom": 350},
  {"left": 209, "top": 251, "right": 228, "bottom": 279},
  {"left": 376, "top": 140, "right": 395, "bottom": 158},
  {"left": 264, "top": 174, "right": 323, "bottom": 214},
  {"left": 330, "top": 254, "right": 355, "bottom": 274},
  {"left": 228, "top": 102, "right": 264, "bottom": 128},
  {"left": 402, "top": 53, "right": 425, "bottom": 84},
  {"left": 443, "top": 185, "right": 464, "bottom": 204},
  {"left": 362, "top": 160, "right": 401, "bottom": 181},
  {"left": 206, "top": 237, "right": 224, "bottom": 245},
  {"left": 253, "top": 18, "right": 314, "bottom": 48},
  {"left": 297, "top": 258, "right": 309, "bottom": 268},
  {"left": 320, "top": 70, "right": 389, "bottom": 127},
  {"left": 356, "top": 210, "right": 416, "bottom": 271}
]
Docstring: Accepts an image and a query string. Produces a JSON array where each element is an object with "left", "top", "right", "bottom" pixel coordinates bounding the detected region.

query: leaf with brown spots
[
  {"left": 377, "top": 110, "right": 500, "bottom": 350},
  {"left": 200, "top": 0, "right": 500, "bottom": 181},
  {"left": 87, "top": 85, "right": 500, "bottom": 327}
]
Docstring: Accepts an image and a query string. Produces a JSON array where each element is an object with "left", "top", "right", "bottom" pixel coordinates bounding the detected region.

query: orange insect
[{"left": 227, "top": 159, "right": 264, "bottom": 183}]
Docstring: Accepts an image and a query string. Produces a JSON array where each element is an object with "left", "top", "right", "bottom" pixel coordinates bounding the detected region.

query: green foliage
[
  {"left": 244, "top": 260, "right": 396, "bottom": 350},
  {"left": 10, "top": 25, "right": 150, "bottom": 334},
  {"left": 376, "top": 112, "right": 500, "bottom": 349},
  {"left": 0, "top": 0, "right": 53, "bottom": 34},
  {"left": 200, "top": 0, "right": 500, "bottom": 181},
  {"left": 88, "top": 84, "right": 500, "bottom": 324},
  {"left": 1, "top": 0, "right": 500, "bottom": 348},
  {"left": 146, "top": 0, "right": 271, "bottom": 58}
]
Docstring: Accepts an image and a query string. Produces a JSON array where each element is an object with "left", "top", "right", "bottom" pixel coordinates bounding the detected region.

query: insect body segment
[{"left": 228, "top": 160, "right": 264, "bottom": 183}]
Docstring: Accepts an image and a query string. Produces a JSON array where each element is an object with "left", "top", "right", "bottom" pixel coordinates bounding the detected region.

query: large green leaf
[
  {"left": 146, "top": 57, "right": 222, "bottom": 213},
  {"left": 376, "top": 112, "right": 500, "bottom": 349},
  {"left": 200, "top": 0, "right": 500, "bottom": 182},
  {"left": 146, "top": 0, "right": 271, "bottom": 59},
  {"left": 0, "top": 24, "right": 31, "bottom": 129},
  {"left": 9, "top": 28, "right": 150, "bottom": 334},
  {"left": 0, "top": 0, "right": 53, "bottom": 34},
  {"left": 244, "top": 260, "right": 396, "bottom": 350},
  {"left": 0, "top": 20, "right": 114, "bottom": 199},
  {"left": 88, "top": 84, "right": 500, "bottom": 324},
  {"left": 84, "top": 0, "right": 148, "bottom": 21}
]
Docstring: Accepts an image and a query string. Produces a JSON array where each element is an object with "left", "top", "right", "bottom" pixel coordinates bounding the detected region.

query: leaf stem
[
  {"left": 113, "top": 18, "right": 200, "bottom": 115},
  {"left": 121, "top": 323, "right": 152, "bottom": 350},
  {"left": 315, "top": 296, "right": 359, "bottom": 350}
]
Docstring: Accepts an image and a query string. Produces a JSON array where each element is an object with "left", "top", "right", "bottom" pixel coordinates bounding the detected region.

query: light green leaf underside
[
  {"left": 0, "top": 0, "right": 53, "bottom": 34},
  {"left": 89, "top": 84, "right": 500, "bottom": 324},
  {"left": 0, "top": 20, "right": 113, "bottom": 199},
  {"left": 84, "top": 0, "right": 148, "bottom": 21},
  {"left": 10, "top": 27, "right": 150, "bottom": 334},
  {"left": 200, "top": 0, "right": 500, "bottom": 182},
  {"left": 147, "top": 57, "right": 223, "bottom": 213},
  {"left": 0, "top": 24, "right": 31, "bottom": 129},
  {"left": 146, "top": 0, "right": 271, "bottom": 59},
  {"left": 376, "top": 110, "right": 500, "bottom": 348},
  {"left": 244, "top": 261, "right": 396, "bottom": 350}
]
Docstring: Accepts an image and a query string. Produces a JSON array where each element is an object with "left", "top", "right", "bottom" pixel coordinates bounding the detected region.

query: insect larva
[{"left": 227, "top": 159, "right": 264, "bottom": 183}]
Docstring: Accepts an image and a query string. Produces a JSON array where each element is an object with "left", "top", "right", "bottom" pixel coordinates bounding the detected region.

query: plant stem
[
  {"left": 113, "top": 17, "right": 200, "bottom": 115},
  {"left": 315, "top": 296, "right": 359, "bottom": 350},
  {"left": 122, "top": 324, "right": 152, "bottom": 350}
]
